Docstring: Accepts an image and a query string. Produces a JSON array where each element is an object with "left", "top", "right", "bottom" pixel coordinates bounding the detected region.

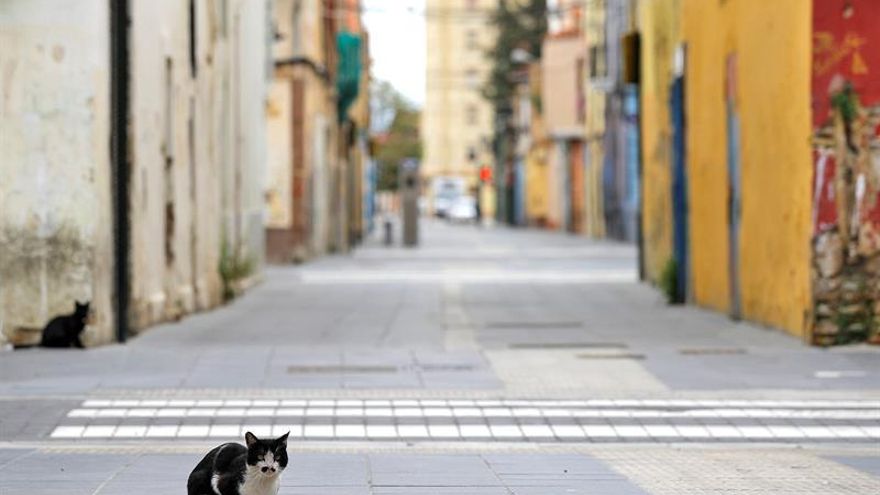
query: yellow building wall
[
  {"left": 638, "top": 0, "right": 680, "bottom": 283},
  {"left": 682, "top": 0, "right": 812, "bottom": 336},
  {"left": 525, "top": 145, "right": 550, "bottom": 223},
  {"left": 583, "top": 2, "right": 606, "bottom": 238}
]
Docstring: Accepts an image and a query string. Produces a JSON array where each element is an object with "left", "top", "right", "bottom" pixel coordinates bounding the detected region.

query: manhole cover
[
  {"left": 286, "top": 365, "right": 397, "bottom": 374},
  {"left": 486, "top": 321, "right": 583, "bottom": 329},
  {"left": 679, "top": 348, "right": 747, "bottom": 355},
  {"left": 508, "top": 342, "right": 628, "bottom": 349}
]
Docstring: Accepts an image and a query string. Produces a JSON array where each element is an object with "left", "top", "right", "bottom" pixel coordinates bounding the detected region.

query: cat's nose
[{"left": 261, "top": 466, "right": 269, "bottom": 473}]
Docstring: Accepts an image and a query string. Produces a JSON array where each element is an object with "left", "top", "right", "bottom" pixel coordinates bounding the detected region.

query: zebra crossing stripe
[
  {"left": 49, "top": 398, "right": 880, "bottom": 443},
  {"left": 65, "top": 407, "right": 880, "bottom": 420},
  {"left": 49, "top": 424, "right": 880, "bottom": 440}
]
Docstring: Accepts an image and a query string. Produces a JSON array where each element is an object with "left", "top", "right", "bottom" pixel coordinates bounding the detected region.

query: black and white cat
[{"left": 188, "top": 432, "right": 289, "bottom": 495}]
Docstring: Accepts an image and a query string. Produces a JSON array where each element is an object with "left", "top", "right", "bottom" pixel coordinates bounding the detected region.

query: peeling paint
[{"left": 811, "top": 0, "right": 880, "bottom": 345}]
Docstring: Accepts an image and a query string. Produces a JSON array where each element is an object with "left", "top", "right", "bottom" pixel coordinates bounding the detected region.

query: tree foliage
[
  {"left": 483, "top": 0, "right": 548, "bottom": 112},
  {"left": 370, "top": 80, "right": 421, "bottom": 191}
]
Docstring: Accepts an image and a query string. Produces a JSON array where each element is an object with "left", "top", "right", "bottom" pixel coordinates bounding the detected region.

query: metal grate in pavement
[
  {"left": 286, "top": 364, "right": 479, "bottom": 374},
  {"left": 287, "top": 365, "right": 397, "bottom": 374},
  {"left": 485, "top": 321, "right": 584, "bottom": 329},
  {"left": 507, "top": 343, "right": 628, "bottom": 350},
  {"left": 679, "top": 348, "right": 748, "bottom": 356},
  {"left": 576, "top": 352, "right": 646, "bottom": 360}
]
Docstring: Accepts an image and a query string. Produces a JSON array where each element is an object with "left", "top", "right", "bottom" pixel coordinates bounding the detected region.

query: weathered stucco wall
[
  {"left": 266, "top": 79, "right": 294, "bottom": 230},
  {"left": 683, "top": 0, "right": 812, "bottom": 336},
  {"left": 128, "top": 0, "right": 268, "bottom": 331},
  {"left": 637, "top": 0, "right": 679, "bottom": 283},
  {"left": 228, "top": 0, "right": 270, "bottom": 263},
  {"left": 0, "top": 0, "right": 115, "bottom": 345}
]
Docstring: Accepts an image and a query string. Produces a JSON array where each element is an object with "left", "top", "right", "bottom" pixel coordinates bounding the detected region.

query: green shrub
[
  {"left": 219, "top": 240, "right": 255, "bottom": 302},
  {"left": 660, "top": 258, "right": 680, "bottom": 305}
]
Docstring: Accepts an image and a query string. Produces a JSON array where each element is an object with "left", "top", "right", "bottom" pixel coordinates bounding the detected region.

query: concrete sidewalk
[
  {"left": 1, "top": 445, "right": 878, "bottom": 495},
  {"left": 1, "top": 221, "right": 878, "bottom": 493},
  {"left": 1, "top": 222, "right": 877, "bottom": 398}
]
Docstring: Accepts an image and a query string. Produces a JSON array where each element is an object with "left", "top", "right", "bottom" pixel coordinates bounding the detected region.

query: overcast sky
[{"left": 362, "top": 0, "right": 427, "bottom": 106}]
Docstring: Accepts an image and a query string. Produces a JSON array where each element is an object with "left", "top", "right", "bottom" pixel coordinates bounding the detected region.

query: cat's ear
[
  {"left": 244, "top": 431, "right": 258, "bottom": 447},
  {"left": 276, "top": 432, "right": 289, "bottom": 446}
]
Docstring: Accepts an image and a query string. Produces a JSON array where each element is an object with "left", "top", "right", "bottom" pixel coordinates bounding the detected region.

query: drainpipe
[{"left": 110, "top": 0, "right": 130, "bottom": 343}]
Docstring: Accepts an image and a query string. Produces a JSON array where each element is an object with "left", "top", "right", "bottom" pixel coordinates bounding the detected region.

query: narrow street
[{"left": 1, "top": 221, "right": 878, "bottom": 494}]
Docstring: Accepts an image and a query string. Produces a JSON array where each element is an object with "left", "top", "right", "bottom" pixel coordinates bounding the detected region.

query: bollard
[
  {"left": 383, "top": 218, "right": 393, "bottom": 246},
  {"left": 400, "top": 159, "right": 420, "bottom": 247}
]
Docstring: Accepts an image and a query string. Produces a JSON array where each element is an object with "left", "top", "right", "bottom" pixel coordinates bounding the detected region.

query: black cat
[
  {"left": 39, "top": 301, "right": 90, "bottom": 348},
  {"left": 188, "top": 432, "right": 289, "bottom": 495}
]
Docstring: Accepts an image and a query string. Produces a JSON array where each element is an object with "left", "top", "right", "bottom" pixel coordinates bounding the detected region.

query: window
[
  {"left": 465, "top": 68, "right": 479, "bottom": 89},
  {"left": 466, "top": 104, "right": 478, "bottom": 125},
  {"left": 466, "top": 30, "right": 478, "bottom": 50}
]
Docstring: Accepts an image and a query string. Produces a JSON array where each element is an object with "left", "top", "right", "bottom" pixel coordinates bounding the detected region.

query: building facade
[
  {"left": 1, "top": 0, "right": 271, "bottom": 346},
  {"left": 636, "top": 0, "right": 880, "bottom": 344},
  {"left": 679, "top": 0, "right": 813, "bottom": 337},
  {"left": 541, "top": 31, "right": 586, "bottom": 232},
  {"left": 265, "top": 0, "right": 371, "bottom": 263},
  {"left": 423, "top": 0, "right": 496, "bottom": 209}
]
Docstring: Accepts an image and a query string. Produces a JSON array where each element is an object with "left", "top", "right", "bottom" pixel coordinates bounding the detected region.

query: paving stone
[{"left": 826, "top": 455, "right": 880, "bottom": 479}]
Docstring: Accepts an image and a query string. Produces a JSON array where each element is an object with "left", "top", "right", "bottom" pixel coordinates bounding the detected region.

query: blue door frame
[
  {"left": 514, "top": 157, "right": 526, "bottom": 226},
  {"left": 622, "top": 85, "right": 640, "bottom": 243},
  {"left": 670, "top": 76, "right": 688, "bottom": 304},
  {"left": 726, "top": 54, "right": 742, "bottom": 320}
]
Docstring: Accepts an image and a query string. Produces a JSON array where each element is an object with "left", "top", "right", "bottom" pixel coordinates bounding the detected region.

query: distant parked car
[
  {"left": 432, "top": 176, "right": 466, "bottom": 217},
  {"left": 448, "top": 196, "right": 477, "bottom": 223},
  {"left": 434, "top": 194, "right": 455, "bottom": 218}
]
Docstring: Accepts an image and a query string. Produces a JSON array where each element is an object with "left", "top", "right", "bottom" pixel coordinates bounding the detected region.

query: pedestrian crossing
[{"left": 48, "top": 398, "right": 880, "bottom": 443}]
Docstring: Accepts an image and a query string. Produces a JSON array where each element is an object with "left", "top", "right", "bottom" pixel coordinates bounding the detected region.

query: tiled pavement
[
  {"left": 2, "top": 221, "right": 879, "bottom": 493},
  {"left": 1, "top": 447, "right": 878, "bottom": 494}
]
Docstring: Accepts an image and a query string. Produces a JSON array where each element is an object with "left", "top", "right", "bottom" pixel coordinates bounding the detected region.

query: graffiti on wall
[{"left": 811, "top": 0, "right": 880, "bottom": 345}]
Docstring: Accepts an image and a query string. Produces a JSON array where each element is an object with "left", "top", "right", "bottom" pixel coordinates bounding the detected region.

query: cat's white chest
[{"left": 239, "top": 473, "right": 280, "bottom": 495}]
